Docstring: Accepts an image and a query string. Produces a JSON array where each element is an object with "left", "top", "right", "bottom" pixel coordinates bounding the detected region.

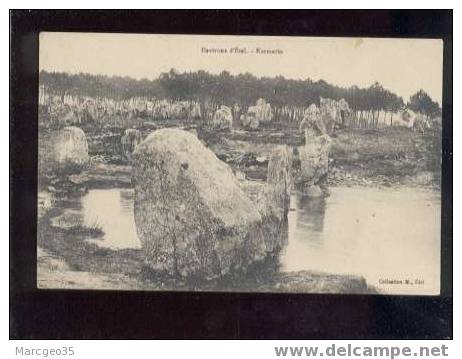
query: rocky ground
[
  {"left": 37, "top": 242, "right": 375, "bottom": 293},
  {"left": 37, "top": 247, "right": 138, "bottom": 290},
  {"left": 208, "top": 126, "right": 440, "bottom": 189}
]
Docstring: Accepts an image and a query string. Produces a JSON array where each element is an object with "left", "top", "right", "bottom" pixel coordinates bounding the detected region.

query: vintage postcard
[{"left": 37, "top": 32, "right": 443, "bottom": 295}]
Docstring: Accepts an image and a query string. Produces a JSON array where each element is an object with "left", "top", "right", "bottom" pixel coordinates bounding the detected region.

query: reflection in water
[
  {"left": 281, "top": 187, "right": 441, "bottom": 295},
  {"left": 81, "top": 188, "right": 141, "bottom": 249},
  {"left": 119, "top": 189, "right": 134, "bottom": 211},
  {"left": 78, "top": 186, "right": 440, "bottom": 294},
  {"left": 291, "top": 195, "right": 327, "bottom": 240}
]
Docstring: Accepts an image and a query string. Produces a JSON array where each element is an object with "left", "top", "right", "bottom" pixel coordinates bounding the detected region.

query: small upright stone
[
  {"left": 121, "top": 128, "right": 142, "bottom": 160},
  {"left": 49, "top": 126, "right": 89, "bottom": 173},
  {"left": 211, "top": 105, "right": 233, "bottom": 130}
]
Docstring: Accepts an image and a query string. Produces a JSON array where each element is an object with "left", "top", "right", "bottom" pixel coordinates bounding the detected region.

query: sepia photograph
[{"left": 37, "top": 32, "right": 443, "bottom": 296}]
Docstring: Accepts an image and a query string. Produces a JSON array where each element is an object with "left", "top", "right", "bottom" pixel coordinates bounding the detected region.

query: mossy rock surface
[{"left": 132, "top": 128, "right": 267, "bottom": 279}]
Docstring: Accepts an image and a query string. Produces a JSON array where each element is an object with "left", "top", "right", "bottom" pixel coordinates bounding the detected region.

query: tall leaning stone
[
  {"left": 258, "top": 145, "right": 293, "bottom": 252},
  {"left": 240, "top": 146, "right": 292, "bottom": 253},
  {"left": 266, "top": 145, "right": 293, "bottom": 218},
  {"left": 132, "top": 128, "right": 266, "bottom": 279}
]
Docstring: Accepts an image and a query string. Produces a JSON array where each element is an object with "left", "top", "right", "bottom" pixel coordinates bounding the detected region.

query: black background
[{"left": 10, "top": 9, "right": 453, "bottom": 339}]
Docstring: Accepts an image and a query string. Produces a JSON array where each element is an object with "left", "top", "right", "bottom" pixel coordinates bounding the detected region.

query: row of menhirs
[{"left": 39, "top": 85, "right": 433, "bottom": 132}]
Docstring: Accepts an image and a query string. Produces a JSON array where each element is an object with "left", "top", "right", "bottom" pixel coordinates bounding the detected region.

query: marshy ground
[{"left": 37, "top": 123, "right": 440, "bottom": 294}]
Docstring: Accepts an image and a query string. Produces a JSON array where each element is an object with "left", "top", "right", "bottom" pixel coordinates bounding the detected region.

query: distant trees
[
  {"left": 39, "top": 70, "right": 439, "bottom": 118},
  {"left": 407, "top": 90, "right": 441, "bottom": 119}
]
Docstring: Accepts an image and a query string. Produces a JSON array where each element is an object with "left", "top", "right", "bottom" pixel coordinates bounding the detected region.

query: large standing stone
[
  {"left": 49, "top": 126, "right": 89, "bottom": 173},
  {"left": 299, "top": 104, "right": 326, "bottom": 136},
  {"left": 132, "top": 128, "right": 266, "bottom": 279},
  {"left": 296, "top": 100, "right": 337, "bottom": 196},
  {"left": 121, "top": 128, "right": 142, "bottom": 160}
]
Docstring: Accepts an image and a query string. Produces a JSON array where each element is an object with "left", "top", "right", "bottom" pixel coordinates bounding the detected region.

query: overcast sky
[{"left": 40, "top": 32, "right": 443, "bottom": 104}]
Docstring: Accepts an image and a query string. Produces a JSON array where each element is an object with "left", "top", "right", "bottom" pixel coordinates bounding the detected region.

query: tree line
[{"left": 39, "top": 69, "right": 441, "bottom": 118}]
